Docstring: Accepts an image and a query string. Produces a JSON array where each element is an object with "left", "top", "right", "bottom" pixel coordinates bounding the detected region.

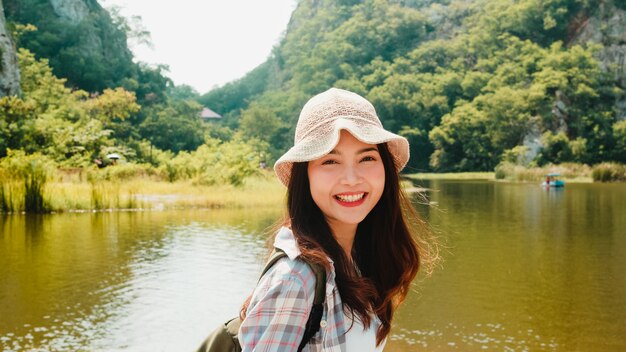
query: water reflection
[
  {"left": 0, "top": 208, "right": 281, "bottom": 351},
  {"left": 1, "top": 182, "right": 625, "bottom": 351},
  {"left": 388, "top": 181, "right": 626, "bottom": 351}
]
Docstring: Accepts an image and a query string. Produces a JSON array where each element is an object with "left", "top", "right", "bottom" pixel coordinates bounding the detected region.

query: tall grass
[
  {"left": 591, "top": 163, "right": 626, "bottom": 182},
  {"left": 24, "top": 164, "right": 49, "bottom": 213},
  {"left": 0, "top": 181, "right": 17, "bottom": 212},
  {"left": 405, "top": 172, "right": 494, "bottom": 180},
  {"left": 1, "top": 162, "right": 286, "bottom": 213},
  {"left": 0, "top": 174, "right": 50, "bottom": 213},
  {"left": 0, "top": 152, "right": 53, "bottom": 213},
  {"left": 494, "top": 162, "right": 592, "bottom": 182},
  {"left": 40, "top": 171, "right": 285, "bottom": 212}
]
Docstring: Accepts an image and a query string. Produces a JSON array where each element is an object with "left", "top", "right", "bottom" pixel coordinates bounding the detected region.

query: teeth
[{"left": 336, "top": 193, "right": 365, "bottom": 202}]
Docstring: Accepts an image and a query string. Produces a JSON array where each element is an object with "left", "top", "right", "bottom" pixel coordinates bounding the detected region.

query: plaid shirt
[{"left": 239, "top": 227, "right": 347, "bottom": 351}]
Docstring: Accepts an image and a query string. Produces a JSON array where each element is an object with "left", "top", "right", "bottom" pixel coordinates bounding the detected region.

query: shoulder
[
  {"left": 242, "top": 256, "right": 317, "bottom": 332},
  {"left": 256, "top": 256, "right": 317, "bottom": 297}
]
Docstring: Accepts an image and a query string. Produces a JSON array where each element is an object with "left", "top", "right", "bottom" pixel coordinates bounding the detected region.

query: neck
[{"left": 327, "top": 220, "right": 357, "bottom": 260}]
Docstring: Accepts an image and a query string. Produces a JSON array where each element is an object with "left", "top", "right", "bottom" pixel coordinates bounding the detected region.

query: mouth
[{"left": 334, "top": 192, "right": 367, "bottom": 207}]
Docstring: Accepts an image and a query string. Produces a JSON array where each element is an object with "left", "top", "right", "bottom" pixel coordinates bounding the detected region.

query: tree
[
  {"left": 139, "top": 101, "right": 205, "bottom": 153},
  {"left": 1, "top": 49, "right": 140, "bottom": 165},
  {"left": 239, "top": 103, "right": 283, "bottom": 142}
]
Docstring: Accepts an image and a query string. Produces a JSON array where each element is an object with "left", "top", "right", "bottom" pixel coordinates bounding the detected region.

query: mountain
[
  {"left": 3, "top": 0, "right": 133, "bottom": 92},
  {"left": 0, "top": 0, "right": 20, "bottom": 96},
  {"left": 570, "top": 1, "right": 626, "bottom": 113},
  {"left": 200, "top": 0, "right": 626, "bottom": 171}
]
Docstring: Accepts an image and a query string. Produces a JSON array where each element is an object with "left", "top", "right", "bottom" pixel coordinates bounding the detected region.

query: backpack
[{"left": 196, "top": 249, "right": 327, "bottom": 352}]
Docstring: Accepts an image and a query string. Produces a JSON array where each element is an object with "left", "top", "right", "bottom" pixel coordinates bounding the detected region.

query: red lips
[{"left": 334, "top": 192, "right": 368, "bottom": 207}]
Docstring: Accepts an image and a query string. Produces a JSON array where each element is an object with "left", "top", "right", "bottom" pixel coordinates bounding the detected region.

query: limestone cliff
[
  {"left": 3, "top": 0, "right": 133, "bottom": 92},
  {"left": 0, "top": 0, "right": 20, "bottom": 97},
  {"left": 571, "top": 0, "right": 626, "bottom": 118},
  {"left": 50, "top": 0, "right": 90, "bottom": 24}
]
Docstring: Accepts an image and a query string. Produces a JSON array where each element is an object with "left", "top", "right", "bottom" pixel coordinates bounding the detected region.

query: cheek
[
  {"left": 369, "top": 165, "right": 386, "bottom": 200},
  {"left": 307, "top": 167, "right": 330, "bottom": 207}
]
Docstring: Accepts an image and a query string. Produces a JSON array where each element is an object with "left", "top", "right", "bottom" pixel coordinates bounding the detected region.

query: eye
[
  {"left": 322, "top": 159, "right": 338, "bottom": 165},
  {"left": 361, "top": 156, "right": 377, "bottom": 162}
]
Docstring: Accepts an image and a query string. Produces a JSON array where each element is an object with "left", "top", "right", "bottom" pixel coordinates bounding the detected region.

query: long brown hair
[{"left": 242, "top": 142, "right": 435, "bottom": 345}]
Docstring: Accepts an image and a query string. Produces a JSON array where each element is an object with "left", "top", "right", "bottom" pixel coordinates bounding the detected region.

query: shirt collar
[
  {"left": 274, "top": 226, "right": 302, "bottom": 260},
  {"left": 274, "top": 226, "right": 337, "bottom": 293}
]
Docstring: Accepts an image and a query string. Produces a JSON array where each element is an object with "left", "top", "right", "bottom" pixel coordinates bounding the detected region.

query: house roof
[{"left": 200, "top": 107, "right": 222, "bottom": 119}]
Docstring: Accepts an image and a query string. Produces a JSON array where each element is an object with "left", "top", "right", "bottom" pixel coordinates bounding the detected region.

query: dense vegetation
[
  {"left": 1, "top": 1, "right": 263, "bottom": 176},
  {"left": 2, "top": 0, "right": 164, "bottom": 97},
  {"left": 201, "top": 0, "right": 625, "bottom": 172},
  {"left": 0, "top": 1, "right": 267, "bottom": 213},
  {"left": 1, "top": 0, "right": 625, "bottom": 212}
]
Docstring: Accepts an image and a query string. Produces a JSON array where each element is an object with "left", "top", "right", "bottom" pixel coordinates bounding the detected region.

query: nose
[{"left": 340, "top": 164, "right": 362, "bottom": 186}]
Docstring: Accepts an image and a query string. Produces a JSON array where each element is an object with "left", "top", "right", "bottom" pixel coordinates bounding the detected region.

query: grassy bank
[
  {"left": 406, "top": 162, "right": 626, "bottom": 183},
  {"left": 494, "top": 162, "right": 593, "bottom": 183},
  {"left": 2, "top": 171, "right": 286, "bottom": 213},
  {"left": 3, "top": 161, "right": 624, "bottom": 214},
  {"left": 404, "top": 172, "right": 495, "bottom": 181}
]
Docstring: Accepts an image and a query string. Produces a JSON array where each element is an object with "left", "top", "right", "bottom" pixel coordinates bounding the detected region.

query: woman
[{"left": 239, "top": 88, "right": 436, "bottom": 351}]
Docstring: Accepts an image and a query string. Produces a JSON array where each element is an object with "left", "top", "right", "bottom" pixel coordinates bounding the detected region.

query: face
[{"left": 307, "top": 130, "right": 386, "bottom": 236}]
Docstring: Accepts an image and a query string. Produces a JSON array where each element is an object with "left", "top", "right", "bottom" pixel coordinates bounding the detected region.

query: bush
[
  {"left": 0, "top": 150, "right": 57, "bottom": 213},
  {"left": 501, "top": 145, "right": 531, "bottom": 166},
  {"left": 591, "top": 163, "right": 626, "bottom": 182},
  {"left": 162, "top": 137, "right": 266, "bottom": 186},
  {"left": 494, "top": 161, "right": 591, "bottom": 181},
  {"left": 108, "top": 163, "right": 155, "bottom": 180},
  {"left": 494, "top": 162, "right": 514, "bottom": 179}
]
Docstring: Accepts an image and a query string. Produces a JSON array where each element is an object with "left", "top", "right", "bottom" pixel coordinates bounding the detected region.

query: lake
[{"left": 1, "top": 180, "right": 625, "bottom": 351}]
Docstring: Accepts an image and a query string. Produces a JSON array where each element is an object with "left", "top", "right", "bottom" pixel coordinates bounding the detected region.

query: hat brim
[{"left": 274, "top": 117, "right": 409, "bottom": 187}]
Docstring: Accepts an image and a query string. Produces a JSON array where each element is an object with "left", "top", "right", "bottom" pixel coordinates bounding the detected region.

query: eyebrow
[{"left": 328, "top": 147, "right": 379, "bottom": 155}]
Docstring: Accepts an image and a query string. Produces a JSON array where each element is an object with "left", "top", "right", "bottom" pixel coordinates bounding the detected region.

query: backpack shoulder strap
[
  {"left": 262, "top": 248, "right": 327, "bottom": 352},
  {"left": 304, "top": 259, "right": 325, "bottom": 305},
  {"left": 260, "top": 249, "right": 288, "bottom": 278},
  {"left": 297, "top": 257, "right": 325, "bottom": 352},
  {"left": 261, "top": 249, "right": 326, "bottom": 304}
]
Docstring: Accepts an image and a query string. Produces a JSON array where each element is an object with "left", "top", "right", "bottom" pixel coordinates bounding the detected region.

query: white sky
[{"left": 101, "top": 0, "right": 297, "bottom": 93}]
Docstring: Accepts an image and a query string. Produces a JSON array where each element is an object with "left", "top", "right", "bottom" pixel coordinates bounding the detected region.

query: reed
[
  {"left": 405, "top": 172, "right": 494, "bottom": 180},
  {"left": 40, "top": 171, "right": 285, "bottom": 212},
  {"left": 24, "top": 164, "right": 50, "bottom": 213},
  {"left": 591, "top": 163, "right": 626, "bottom": 182},
  {"left": 494, "top": 162, "right": 592, "bottom": 182},
  {"left": 0, "top": 152, "right": 53, "bottom": 213},
  {"left": 0, "top": 181, "right": 18, "bottom": 212}
]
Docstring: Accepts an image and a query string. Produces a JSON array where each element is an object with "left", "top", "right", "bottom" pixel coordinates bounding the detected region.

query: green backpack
[{"left": 196, "top": 249, "right": 327, "bottom": 352}]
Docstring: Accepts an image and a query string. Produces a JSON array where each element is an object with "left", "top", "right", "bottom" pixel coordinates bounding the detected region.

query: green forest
[
  {"left": 200, "top": 0, "right": 626, "bottom": 172},
  {"left": 1, "top": 0, "right": 625, "bottom": 192}
]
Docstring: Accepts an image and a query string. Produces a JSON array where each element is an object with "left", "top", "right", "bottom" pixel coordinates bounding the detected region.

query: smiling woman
[
  {"left": 196, "top": 88, "right": 438, "bottom": 351},
  {"left": 307, "top": 131, "right": 386, "bottom": 246}
]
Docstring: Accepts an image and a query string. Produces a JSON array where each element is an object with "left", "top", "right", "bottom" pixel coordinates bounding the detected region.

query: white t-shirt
[{"left": 344, "top": 312, "right": 387, "bottom": 351}]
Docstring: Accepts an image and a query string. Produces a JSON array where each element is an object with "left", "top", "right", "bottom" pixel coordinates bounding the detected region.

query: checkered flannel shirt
[{"left": 239, "top": 226, "right": 347, "bottom": 351}]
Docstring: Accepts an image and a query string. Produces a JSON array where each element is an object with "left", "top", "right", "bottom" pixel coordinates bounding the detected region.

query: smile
[{"left": 334, "top": 192, "right": 367, "bottom": 207}]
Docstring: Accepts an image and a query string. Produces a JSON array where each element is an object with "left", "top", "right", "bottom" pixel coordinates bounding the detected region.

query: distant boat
[{"left": 542, "top": 173, "right": 565, "bottom": 187}]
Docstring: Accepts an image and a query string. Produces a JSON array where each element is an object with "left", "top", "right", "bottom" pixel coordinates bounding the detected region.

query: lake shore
[
  {"left": 404, "top": 172, "right": 495, "bottom": 180},
  {"left": 3, "top": 163, "right": 624, "bottom": 214},
  {"left": 404, "top": 171, "right": 594, "bottom": 183},
  {"left": 2, "top": 172, "right": 286, "bottom": 214},
  {"left": 404, "top": 162, "right": 626, "bottom": 183}
]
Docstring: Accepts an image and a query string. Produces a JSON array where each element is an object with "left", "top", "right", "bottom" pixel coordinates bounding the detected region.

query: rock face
[
  {"left": 0, "top": 0, "right": 20, "bottom": 97},
  {"left": 3, "top": 0, "right": 133, "bottom": 92},
  {"left": 50, "top": 0, "right": 89, "bottom": 24},
  {"left": 571, "top": 1, "right": 626, "bottom": 119}
]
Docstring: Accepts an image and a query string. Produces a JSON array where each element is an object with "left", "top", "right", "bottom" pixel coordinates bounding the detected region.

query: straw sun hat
[{"left": 274, "top": 88, "right": 410, "bottom": 186}]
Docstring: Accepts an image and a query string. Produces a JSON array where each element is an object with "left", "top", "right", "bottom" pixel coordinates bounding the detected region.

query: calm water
[{"left": 1, "top": 181, "right": 625, "bottom": 351}]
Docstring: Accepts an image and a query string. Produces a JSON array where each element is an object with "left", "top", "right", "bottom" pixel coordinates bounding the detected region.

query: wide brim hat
[{"left": 274, "top": 88, "right": 410, "bottom": 186}]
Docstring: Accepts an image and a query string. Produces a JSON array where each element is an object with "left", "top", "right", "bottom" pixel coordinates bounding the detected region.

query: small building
[{"left": 199, "top": 107, "right": 222, "bottom": 121}]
